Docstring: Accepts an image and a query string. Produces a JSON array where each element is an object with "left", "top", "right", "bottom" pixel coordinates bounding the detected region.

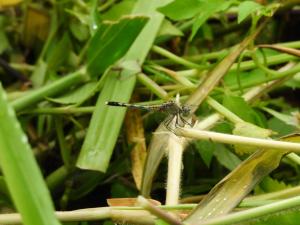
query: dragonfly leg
[
  {"left": 179, "top": 114, "right": 193, "bottom": 127},
  {"left": 164, "top": 115, "right": 175, "bottom": 131},
  {"left": 175, "top": 114, "right": 180, "bottom": 128}
]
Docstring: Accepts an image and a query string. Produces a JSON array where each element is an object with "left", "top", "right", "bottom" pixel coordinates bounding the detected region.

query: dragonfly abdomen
[{"left": 106, "top": 101, "right": 150, "bottom": 111}]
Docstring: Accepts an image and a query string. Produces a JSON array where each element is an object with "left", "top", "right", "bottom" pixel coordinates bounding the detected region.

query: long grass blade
[{"left": 0, "top": 84, "right": 60, "bottom": 225}]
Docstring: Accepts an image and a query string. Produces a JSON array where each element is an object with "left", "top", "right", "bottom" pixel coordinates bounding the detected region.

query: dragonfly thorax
[{"left": 180, "top": 105, "right": 191, "bottom": 117}]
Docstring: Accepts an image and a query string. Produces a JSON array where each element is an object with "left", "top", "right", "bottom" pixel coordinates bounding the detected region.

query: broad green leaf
[
  {"left": 87, "top": 15, "right": 149, "bottom": 77},
  {"left": 223, "top": 95, "right": 266, "bottom": 126},
  {"left": 225, "top": 68, "right": 264, "bottom": 88},
  {"left": 159, "top": 0, "right": 234, "bottom": 40},
  {"left": 70, "top": 20, "right": 90, "bottom": 41},
  {"left": 257, "top": 176, "right": 291, "bottom": 193},
  {"left": 0, "top": 84, "right": 60, "bottom": 225},
  {"left": 213, "top": 144, "right": 241, "bottom": 170},
  {"left": 238, "top": 1, "right": 262, "bottom": 24},
  {"left": 184, "top": 134, "right": 300, "bottom": 224},
  {"left": 77, "top": 67, "right": 137, "bottom": 171},
  {"left": 157, "top": 19, "right": 183, "bottom": 37},
  {"left": 48, "top": 81, "right": 98, "bottom": 105},
  {"left": 76, "top": 0, "right": 169, "bottom": 172},
  {"left": 263, "top": 107, "right": 300, "bottom": 129},
  {"left": 111, "top": 181, "right": 138, "bottom": 198},
  {"left": 46, "top": 33, "right": 72, "bottom": 70},
  {"left": 194, "top": 140, "right": 215, "bottom": 168},
  {"left": 158, "top": 0, "right": 203, "bottom": 20},
  {"left": 190, "top": 0, "right": 234, "bottom": 40},
  {"left": 12, "top": 68, "right": 88, "bottom": 112},
  {"left": 101, "top": 0, "right": 136, "bottom": 21},
  {"left": 268, "top": 117, "right": 297, "bottom": 137}
]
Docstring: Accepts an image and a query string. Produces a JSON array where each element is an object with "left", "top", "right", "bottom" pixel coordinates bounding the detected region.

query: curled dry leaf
[{"left": 124, "top": 96, "right": 147, "bottom": 190}]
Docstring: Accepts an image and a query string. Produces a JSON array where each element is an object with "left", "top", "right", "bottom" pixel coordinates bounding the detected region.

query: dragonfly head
[{"left": 181, "top": 105, "right": 191, "bottom": 117}]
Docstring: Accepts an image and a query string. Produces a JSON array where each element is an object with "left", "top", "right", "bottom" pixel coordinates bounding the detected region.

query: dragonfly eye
[{"left": 181, "top": 105, "right": 191, "bottom": 117}]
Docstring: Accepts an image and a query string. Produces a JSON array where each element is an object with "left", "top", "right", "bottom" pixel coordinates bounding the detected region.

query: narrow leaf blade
[
  {"left": 0, "top": 84, "right": 60, "bottom": 225},
  {"left": 184, "top": 134, "right": 300, "bottom": 224},
  {"left": 87, "top": 15, "right": 149, "bottom": 77}
]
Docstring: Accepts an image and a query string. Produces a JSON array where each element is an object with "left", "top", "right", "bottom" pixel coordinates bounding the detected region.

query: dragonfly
[{"left": 105, "top": 100, "right": 192, "bottom": 131}]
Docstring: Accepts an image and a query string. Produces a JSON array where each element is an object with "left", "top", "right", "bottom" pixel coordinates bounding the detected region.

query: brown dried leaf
[
  {"left": 107, "top": 198, "right": 161, "bottom": 207},
  {"left": 124, "top": 95, "right": 147, "bottom": 190}
]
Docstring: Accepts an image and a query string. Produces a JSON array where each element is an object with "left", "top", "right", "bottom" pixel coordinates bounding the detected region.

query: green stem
[
  {"left": 173, "top": 53, "right": 298, "bottom": 79},
  {"left": 22, "top": 106, "right": 95, "bottom": 115},
  {"left": 176, "top": 129, "right": 300, "bottom": 153},
  {"left": 286, "top": 152, "right": 300, "bottom": 166},
  {"left": 46, "top": 166, "right": 69, "bottom": 192},
  {"left": 54, "top": 117, "right": 71, "bottom": 168},
  {"left": 11, "top": 67, "right": 88, "bottom": 112},
  {"left": 137, "top": 196, "right": 184, "bottom": 225},
  {"left": 230, "top": 62, "right": 300, "bottom": 90},
  {"left": 199, "top": 195, "right": 300, "bottom": 225},
  {"left": 10, "top": 63, "right": 35, "bottom": 71},
  {"left": 137, "top": 73, "right": 168, "bottom": 99},
  {"left": 151, "top": 45, "right": 207, "bottom": 69},
  {"left": 154, "top": 40, "right": 300, "bottom": 66}
]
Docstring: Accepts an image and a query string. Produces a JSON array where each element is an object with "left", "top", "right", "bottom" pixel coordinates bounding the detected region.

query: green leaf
[
  {"left": 0, "top": 84, "right": 60, "bottom": 225},
  {"left": 238, "top": 1, "right": 262, "bottom": 24},
  {"left": 158, "top": 0, "right": 203, "bottom": 20},
  {"left": 48, "top": 81, "right": 98, "bottom": 105},
  {"left": 268, "top": 117, "right": 297, "bottom": 137},
  {"left": 194, "top": 140, "right": 215, "bottom": 168},
  {"left": 190, "top": 0, "right": 234, "bottom": 40},
  {"left": 87, "top": 15, "right": 149, "bottom": 77},
  {"left": 157, "top": 19, "right": 183, "bottom": 37},
  {"left": 0, "top": 18, "right": 11, "bottom": 54},
  {"left": 101, "top": 0, "right": 135, "bottom": 21},
  {"left": 30, "top": 59, "right": 48, "bottom": 88},
  {"left": 76, "top": 67, "right": 137, "bottom": 171},
  {"left": 285, "top": 73, "right": 300, "bottom": 89},
  {"left": 12, "top": 69, "right": 88, "bottom": 112},
  {"left": 46, "top": 33, "right": 72, "bottom": 70},
  {"left": 223, "top": 95, "right": 265, "bottom": 126},
  {"left": 155, "top": 219, "right": 171, "bottom": 225},
  {"left": 111, "top": 182, "right": 138, "bottom": 198},
  {"left": 184, "top": 134, "right": 300, "bottom": 224},
  {"left": 77, "top": 0, "right": 168, "bottom": 172},
  {"left": 233, "top": 121, "right": 273, "bottom": 155},
  {"left": 258, "top": 176, "right": 291, "bottom": 193},
  {"left": 70, "top": 20, "right": 90, "bottom": 42},
  {"left": 213, "top": 144, "right": 241, "bottom": 170},
  {"left": 263, "top": 107, "right": 300, "bottom": 129}
]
